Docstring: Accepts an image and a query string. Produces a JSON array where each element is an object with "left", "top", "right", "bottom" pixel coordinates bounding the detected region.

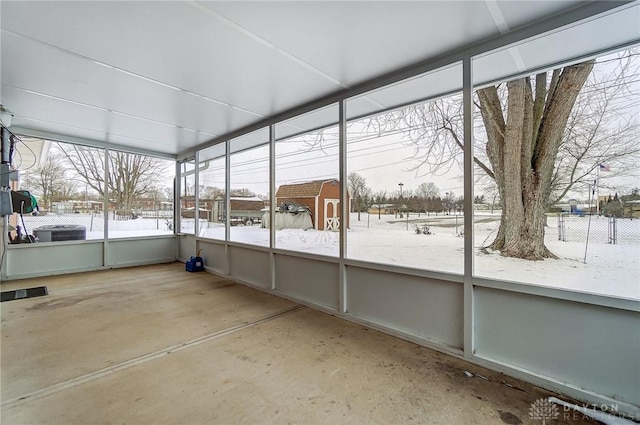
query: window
[
  {"left": 11, "top": 138, "right": 175, "bottom": 242},
  {"left": 198, "top": 143, "right": 226, "bottom": 240},
  {"left": 228, "top": 129, "right": 269, "bottom": 247},
  {"left": 274, "top": 105, "right": 340, "bottom": 256},
  {"left": 107, "top": 151, "right": 174, "bottom": 239},
  {"left": 346, "top": 64, "right": 464, "bottom": 274},
  {"left": 473, "top": 47, "right": 640, "bottom": 300},
  {"left": 179, "top": 160, "right": 196, "bottom": 235},
  {"left": 15, "top": 139, "right": 105, "bottom": 242}
]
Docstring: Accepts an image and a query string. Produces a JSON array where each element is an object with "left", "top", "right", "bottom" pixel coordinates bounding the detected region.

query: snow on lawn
[
  {"left": 205, "top": 212, "right": 639, "bottom": 300},
  {"left": 20, "top": 212, "right": 639, "bottom": 300},
  {"left": 21, "top": 213, "right": 173, "bottom": 239}
]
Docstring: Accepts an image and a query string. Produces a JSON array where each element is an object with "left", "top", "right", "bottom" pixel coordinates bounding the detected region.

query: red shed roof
[
  {"left": 229, "top": 198, "right": 265, "bottom": 211},
  {"left": 276, "top": 179, "right": 337, "bottom": 198}
]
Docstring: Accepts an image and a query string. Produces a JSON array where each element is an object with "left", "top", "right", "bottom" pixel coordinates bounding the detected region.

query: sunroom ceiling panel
[
  {"left": 205, "top": 1, "right": 499, "bottom": 85},
  {"left": 0, "top": 1, "right": 340, "bottom": 117},
  {"left": 1, "top": 32, "right": 227, "bottom": 138},
  {"left": 3, "top": 86, "right": 111, "bottom": 136},
  {"left": 1, "top": 0, "right": 635, "bottom": 158}
]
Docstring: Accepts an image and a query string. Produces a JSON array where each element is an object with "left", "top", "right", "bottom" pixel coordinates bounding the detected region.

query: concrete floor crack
[{"left": 1, "top": 304, "right": 305, "bottom": 410}]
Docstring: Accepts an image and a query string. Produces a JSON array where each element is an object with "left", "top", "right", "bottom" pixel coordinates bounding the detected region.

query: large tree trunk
[{"left": 478, "top": 61, "right": 594, "bottom": 260}]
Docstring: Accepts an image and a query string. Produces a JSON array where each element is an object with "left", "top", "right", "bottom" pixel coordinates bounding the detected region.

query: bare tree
[
  {"left": 199, "top": 185, "right": 224, "bottom": 200},
  {"left": 348, "top": 172, "right": 372, "bottom": 221},
  {"left": 372, "top": 190, "right": 387, "bottom": 219},
  {"left": 416, "top": 182, "right": 439, "bottom": 214},
  {"left": 230, "top": 188, "right": 256, "bottom": 197},
  {"left": 550, "top": 53, "right": 640, "bottom": 203},
  {"left": 368, "top": 50, "right": 639, "bottom": 260},
  {"left": 58, "top": 144, "right": 169, "bottom": 211},
  {"left": 23, "top": 153, "right": 67, "bottom": 209}
]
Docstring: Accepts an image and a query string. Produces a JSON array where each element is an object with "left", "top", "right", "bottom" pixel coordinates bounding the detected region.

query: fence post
[
  {"left": 608, "top": 216, "right": 617, "bottom": 244},
  {"left": 557, "top": 213, "right": 566, "bottom": 241}
]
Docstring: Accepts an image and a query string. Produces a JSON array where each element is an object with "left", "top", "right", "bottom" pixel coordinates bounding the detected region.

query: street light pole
[
  {"left": 398, "top": 183, "right": 404, "bottom": 219},
  {"left": 445, "top": 192, "right": 449, "bottom": 215}
]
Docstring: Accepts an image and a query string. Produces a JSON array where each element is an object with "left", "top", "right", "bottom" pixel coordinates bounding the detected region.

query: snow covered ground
[
  {"left": 202, "top": 212, "right": 639, "bottom": 300},
  {"left": 17, "top": 212, "right": 639, "bottom": 300},
  {"left": 19, "top": 213, "right": 173, "bottom": 239}
]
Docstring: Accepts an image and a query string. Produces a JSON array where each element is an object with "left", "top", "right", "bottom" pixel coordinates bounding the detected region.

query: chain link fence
[
  {"left": 12, "top": 209, "right": 174, "bottom": 241},
  {"left": 557, "top": 214, "right": 640, "bottom": 245}
]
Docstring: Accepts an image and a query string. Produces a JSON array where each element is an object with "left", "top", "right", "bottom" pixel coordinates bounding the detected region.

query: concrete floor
[{"left": 1, "top": 262, "right": 596, "bottom": 425}]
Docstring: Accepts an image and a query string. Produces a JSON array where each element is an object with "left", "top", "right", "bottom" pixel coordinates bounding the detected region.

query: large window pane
[
  {"left": 473, "top": 48, "right": 640, "bottom": 300},
  {"left": 179, "top": 160, "right": 196, "bottom": 234},
  {"left": 198, "top": 143, "right": 226, "bottom": 240},
  {"left": 274, "top": 105, "right": 340, "bottom": 256},
  {"left": 229, "top": 129, "right": 269, "bottom": 247},
  {"left": 346, "top": 66, "right": 464, "bottom": 274},
  {"left": 15, "top": 139, "right": 105, "bottom": 242},
  {"left": 107, "top": 151, "right": 174, "bottom": 239}
]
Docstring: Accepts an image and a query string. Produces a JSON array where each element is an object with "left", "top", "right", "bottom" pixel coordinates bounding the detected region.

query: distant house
[
  {"left": 51, "top": 200, "right": 102, "bottom": 214},
  {"left": 623, "top": 199, "right": 640, "bottom": 218},
  {"left": 275, "top": 179, "right": 350, "bottom": 231},
  {"left": 213, "top": 196, "right": 265, "bottom": 225},
  {"left": 51, "top": 201, "right": 74, "bottom": 215},
  {"left": 368, "top": 203, "right": 395, "bottom": 215}
]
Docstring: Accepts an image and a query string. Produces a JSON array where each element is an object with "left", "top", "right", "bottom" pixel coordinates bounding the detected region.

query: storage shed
[
  {"left": 214, "top": 196, "right": 266, "bottom": 225},
  {"left": 275, "top": 179, "right": 350, "bottom": 231}
]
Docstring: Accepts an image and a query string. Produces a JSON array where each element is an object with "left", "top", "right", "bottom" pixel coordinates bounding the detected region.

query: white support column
[
  {"left": 103, "top": 147, "right": 110, "bottom": 268},
  {"left": 174, "top": 160, "right": 181, "bottom": 259},
  {"left": 225, "top": 140, "right": 231, "bottom": 276},
  {"left": 462, "top": 57, "right": 475, "bottom": 359},
  {"left": 339, "top": 100, "right": 347, "bottom": 314},
  {"left": 194, "top": 152, "right": 200, "bottom": 239},
  {"left": 269, "top": 125, "right": 276, "bottom": 290}
]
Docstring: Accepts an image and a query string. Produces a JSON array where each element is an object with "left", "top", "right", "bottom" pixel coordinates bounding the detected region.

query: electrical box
[
  {"left": 0, "top": 190, "right": 13, "bottom": 217},
  {"left": 0, "top": 163, "right": 10, "bottom": 187}
]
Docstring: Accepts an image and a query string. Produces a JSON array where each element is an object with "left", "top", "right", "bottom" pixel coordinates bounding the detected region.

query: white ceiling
[{"left": 1, "top": 1, "right": 636, "bottom": 157}]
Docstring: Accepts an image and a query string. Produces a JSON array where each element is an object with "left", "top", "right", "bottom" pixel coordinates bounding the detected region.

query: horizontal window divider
[
  {"left": 196, "top": 237, "right": 226, "bottom": 245},
  {"left": 229, "top": 142, "right": 270, "bottom": 157},
  {"left": 473, "top": 276, "right": 640, "bottom": 313},
  {"left": 473, "top": 38, "right": 640, "bottom": 90},
  {"left": 274, "top": 121, "right": 340, "bottom": 143},
  {"left": 10, "top": 127, "right": 176, "bottom": 160},
  {"left": 346, "top": 87, "right": 462, "bottom": 124},
  {"left": 107, "top": 235, "right": 176, "bottom": 242},
  {"left": 271, "top": 248, "right": 340, "bottom": 264},
  {"left": 6, "top": 239, "right": 105, "bottom": 249},
  {"left": 109, "top": 258, "right": 176, "bottom": 268},
  {"left": 225, "top": 240, "right": 272, "bottom": 253},
  {"left": 344, "top": 258, "right": 465, "bottom": 283}
]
